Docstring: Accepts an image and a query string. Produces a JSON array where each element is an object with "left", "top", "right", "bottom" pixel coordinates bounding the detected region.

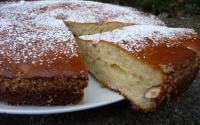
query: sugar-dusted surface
[
  {"left": 79, "top": 25, "right": 197, "bottom": 53},
  {"left": 0, "top": 0, "right": 165, "bottom": 78},
  {"left": 0, "top": 1, "right": 78, "bottom": 63},
  {"left": 79, "top": 25, "right": 199, "bottom": 74},
  {"left": 0, "top": 1, "right": 88, "bottom": 78},
  {"left": 47, "top": 1, "right": 165, "bottom": 25},
  {"left": 0, "top": 0, "right": 166, "bottom": 65},
  {"left": 0, "top": 0, "right": 165, "bottom": 25}
]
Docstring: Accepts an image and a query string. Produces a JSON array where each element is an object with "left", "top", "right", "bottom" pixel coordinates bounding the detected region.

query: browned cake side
[
  {"left": 0, "top": 77, "right": 87, "bottom": 105},
  {"left": 134, "top": 46, "right": 200, "bottom": 111}
]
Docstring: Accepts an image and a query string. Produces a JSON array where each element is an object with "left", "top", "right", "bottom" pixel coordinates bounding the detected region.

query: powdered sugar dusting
[
  {"left": 34, "top": 15, "right": 68, "bottom": 29},
  {"left": 2, "top": 0, "right": 164, "bottom": 25},
  {"left": 0, "top": 1, "right": 78, "bottom": 66},
  {"left": 79, "top": 25, "right": 197, "bottom": 53},
  {"left": 0, "top": 19, "right": 12, "bottom": 32},
  {"left": 0, "top": 0, "right": 165, "bottom": 74},
  {"left": 50, "top": 1, "right": 165, "bottom": 25},
  {"left": 0, "top": 21, "right": 77, "bottom": 65}
]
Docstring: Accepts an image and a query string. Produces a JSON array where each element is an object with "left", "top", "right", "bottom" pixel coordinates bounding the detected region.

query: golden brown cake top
[
  {"left": 0, "top": 1, "right": 88, "bottom": 79},
  {"left": 0, "top": 23, "right": 87, "bottom": 79},
  {"left": 79, "top": 25, "right": 200, "bottom": 72}
]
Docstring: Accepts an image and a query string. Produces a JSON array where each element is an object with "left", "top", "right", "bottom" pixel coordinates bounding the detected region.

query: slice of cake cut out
[{"left": 78, "top": 25, "right": 200, "bottom": 111}]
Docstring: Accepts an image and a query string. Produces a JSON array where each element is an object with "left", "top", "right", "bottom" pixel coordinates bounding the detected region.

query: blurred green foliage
[{"left": 94, "top": 0, "right": 200, "bottom": 16}]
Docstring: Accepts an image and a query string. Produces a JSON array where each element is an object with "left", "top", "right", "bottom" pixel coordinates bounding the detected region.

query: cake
[
  {"left": 0, "top": 0, "right": 165, "bottom": 106},
  {"left": 0, "top": 1, "right": 199, "bottom": 111},
  {"left": 78, "top": 25, "right": 200, "bottom": 111}
]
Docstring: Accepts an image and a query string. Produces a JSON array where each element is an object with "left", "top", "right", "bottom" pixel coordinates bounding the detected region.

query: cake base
[{"left": 0, "top": 77, "right": 88, "bottom": 105}]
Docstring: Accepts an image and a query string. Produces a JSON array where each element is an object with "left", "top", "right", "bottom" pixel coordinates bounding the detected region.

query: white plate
[{"left": 0, "top": 75, "right": 124, "bottom": 115}]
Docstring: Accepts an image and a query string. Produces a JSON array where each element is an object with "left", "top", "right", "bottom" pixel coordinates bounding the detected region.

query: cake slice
[{"left": 78, "top": 25, "right": 200, "bottom": 111}]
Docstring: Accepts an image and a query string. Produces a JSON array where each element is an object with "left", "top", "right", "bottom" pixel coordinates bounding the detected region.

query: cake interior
[
  {"left": 64, "top": 21, "right": 131, "bottom": 36},
  {"left": 77, "top": 40, "right": 164, "bottom": 110}
]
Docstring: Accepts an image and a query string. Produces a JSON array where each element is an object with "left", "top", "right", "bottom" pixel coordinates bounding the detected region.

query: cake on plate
[
  {"left": 0, "top": 0, "right": 199, "bottom": 111},
  {"left": 0, "top": 0, "right": 164, "bottom": 106}
]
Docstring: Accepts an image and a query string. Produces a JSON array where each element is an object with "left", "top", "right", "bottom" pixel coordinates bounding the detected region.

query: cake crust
[{"left": 0, "top": 77, "right": 87, "bottom": 105}]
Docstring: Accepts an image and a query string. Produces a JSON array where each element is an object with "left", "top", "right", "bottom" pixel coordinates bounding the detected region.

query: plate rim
[
  {"left": 0, "top": 75, "right": 124, "bottom": 115},
  {"left": 0, "top": 97, "right": 123, "bottom": 115}
]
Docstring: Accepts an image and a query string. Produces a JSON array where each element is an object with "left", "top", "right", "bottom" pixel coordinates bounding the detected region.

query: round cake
[
  {"left": 0, "top": 0, "right": 165, "bottom": 105},
  {"left": 0, "top": 0, "right": 199, "bottom": 112}
]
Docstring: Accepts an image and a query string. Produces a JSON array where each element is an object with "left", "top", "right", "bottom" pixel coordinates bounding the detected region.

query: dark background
[{"left": 0, "top": 1, "right": 200, "bottom": 125}]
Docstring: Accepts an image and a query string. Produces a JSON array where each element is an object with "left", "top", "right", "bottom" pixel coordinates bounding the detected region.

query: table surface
[{"left": 0, "top": 16, "right": 200, "bottom": 125}]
